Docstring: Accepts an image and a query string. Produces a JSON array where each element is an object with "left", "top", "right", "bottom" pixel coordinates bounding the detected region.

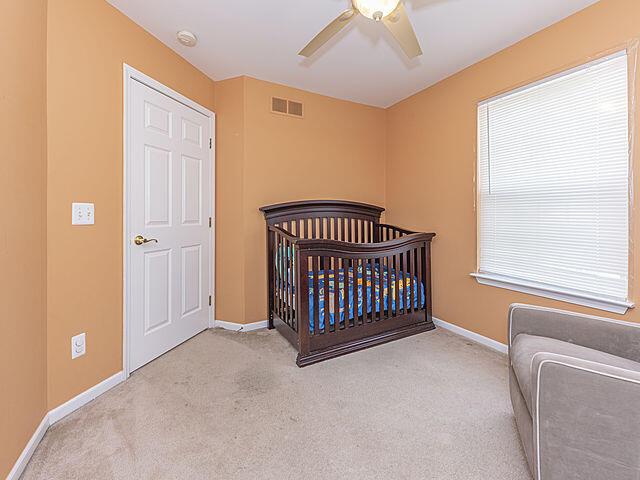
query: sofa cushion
[{"left": 510, "top": 334, "right": 640, "bottom": 414}]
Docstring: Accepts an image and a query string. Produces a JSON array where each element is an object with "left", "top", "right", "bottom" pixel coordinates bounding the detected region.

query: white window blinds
[{"left": 477, "top": 51, "right": 630, "bottom": 308}]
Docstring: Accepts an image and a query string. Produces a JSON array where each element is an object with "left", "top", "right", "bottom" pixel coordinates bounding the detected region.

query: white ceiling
[{"left": 107, "top": 0, "right": 600, "bottom": 108}]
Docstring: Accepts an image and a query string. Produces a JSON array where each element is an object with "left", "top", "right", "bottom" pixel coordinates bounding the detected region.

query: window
[{"left": 474, "top": 51, "right": 632, "bottom": 314}]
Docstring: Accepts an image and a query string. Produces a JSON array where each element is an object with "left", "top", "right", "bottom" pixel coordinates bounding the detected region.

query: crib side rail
[
  {"left": 376, "top": 223, "right": 419, "bottom": 241},
  {"left": 267, "top": 225, "right": 300, "bottom": 334},
  {"left": 295, "top": 233, "right": 435, "bottom": 354}
]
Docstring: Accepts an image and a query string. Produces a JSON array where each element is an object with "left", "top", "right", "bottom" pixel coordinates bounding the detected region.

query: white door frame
[{"left": 123, "top": 64, "right": 215, "bottom": 378}]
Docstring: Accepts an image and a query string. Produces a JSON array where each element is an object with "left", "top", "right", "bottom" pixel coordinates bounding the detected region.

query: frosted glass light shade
[{"left": 353, "top": 0, "right": 401, "bottom": 20}]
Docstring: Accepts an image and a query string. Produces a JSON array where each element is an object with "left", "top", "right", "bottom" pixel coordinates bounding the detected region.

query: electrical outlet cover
[{"left": 71, "top": 333, "right": 86, "bottom": 359}]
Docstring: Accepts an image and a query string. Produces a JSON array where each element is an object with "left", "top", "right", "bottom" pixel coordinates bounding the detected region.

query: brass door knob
[{"left": 134, "top": 235, "right": 158, "bottom": 246}]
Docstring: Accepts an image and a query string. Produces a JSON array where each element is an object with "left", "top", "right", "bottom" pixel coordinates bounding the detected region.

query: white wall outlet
[
  {"left": 71, "top": 333, "right": 86, "bottom": 359},
  {"left": 72, "top": 203, "right": 95, "bottom": 225}
]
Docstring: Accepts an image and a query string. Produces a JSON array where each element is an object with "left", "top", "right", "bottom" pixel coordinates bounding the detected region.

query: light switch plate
[
  {"left": 72, "top": 203, "right": 94, "bottom": 225},
  {"left": 71, "top": 333, "right": 86, "bottom": 359}
]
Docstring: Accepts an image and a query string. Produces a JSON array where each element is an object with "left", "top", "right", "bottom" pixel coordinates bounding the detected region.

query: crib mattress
[{"left": 279, "top": 265, "right": 425, "bottom": 333}]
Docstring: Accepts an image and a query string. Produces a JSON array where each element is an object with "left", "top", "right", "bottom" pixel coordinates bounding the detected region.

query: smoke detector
[{"left": 177, "top": 30, "right": 197, "bottom": 47}]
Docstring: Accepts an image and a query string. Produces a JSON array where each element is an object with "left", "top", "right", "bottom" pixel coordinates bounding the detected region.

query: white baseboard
[
  {"left": 214, "top": 319, "right": 268, "bottom": 332},
  {"left": 7, "top": 371, "right": 124, "bottom": 480},
  {"left": 49, "top": 371, "right": 125, "bottom": 424},
  {"left": 6, "top": 415, "right": 49, "bottom": 480},
  {"left": 434, "top": 317, "right": 508, "bottom": 354}
]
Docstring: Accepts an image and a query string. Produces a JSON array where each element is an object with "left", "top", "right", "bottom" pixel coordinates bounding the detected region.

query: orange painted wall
[
  {"left": 0, "top": 1, "right": 48, "bottom": 476},
  {"left": 214, "top": 76, "right": 387, "bottom": 323},
  {"left": 46, "top": 0, "right": 215, "bottom": 409},
  {"left": 8, "top": 0, "right": 638, "bottom": 473},
  {"left": 385, "top": 0, "right": 640, "bottom": 344},
  {"left": 214, "top": 77, "right": 247, "bottom": 323},
  {"left": 243, "top": 77, "right": 387, "bottom": 322}
]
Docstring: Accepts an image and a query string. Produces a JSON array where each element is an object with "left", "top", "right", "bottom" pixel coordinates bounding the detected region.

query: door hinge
[
  {"left": 209, "top": 138, "right": 212, "bottom": 149},
  {"left": 209, "top": 295, "right": 212, "bottom": 306},
  {"left": 209, "top": 217, "right": 212, "bottom": 228}
]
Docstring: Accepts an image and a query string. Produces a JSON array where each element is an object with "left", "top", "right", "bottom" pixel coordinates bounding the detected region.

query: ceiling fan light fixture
[{"left": 352, "top": 0, "right": 401, "bottom": 20}]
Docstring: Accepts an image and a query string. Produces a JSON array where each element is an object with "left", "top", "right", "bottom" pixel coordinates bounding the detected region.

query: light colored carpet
[{"left": 22, "top": 328, "right": 532, "bottom": 480}]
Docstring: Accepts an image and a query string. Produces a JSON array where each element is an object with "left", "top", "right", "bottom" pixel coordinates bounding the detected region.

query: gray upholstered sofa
[{"left": 508, "top": 303, "right": 640, "bottom": 480}]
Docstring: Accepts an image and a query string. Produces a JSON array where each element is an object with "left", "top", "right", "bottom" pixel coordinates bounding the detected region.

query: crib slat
[
  {"left": 393, "top": 253, "right": 400, "bottom": 317},
  {"left": 280, "top": 237, "right": 287, "bottom": 322},
  {"left": 382, "top": 257, "right": 391, "bottom": 318},
  {"left": 312, "top": 256, "right": 319, "bottom": 336},
  {"left": 399, "top": 250, "right": 405, "bottom": 315},
  {"left": 344, "top": 258, "right": 351, "bottom": 328},
  {"left": 425, "top": 242, "right": 433, "bottom": 323},
  {"left": 365, "top": 258, "right": 372, "bottom": 323},
  {"left": 365, "top": 256, "right": 376, "bottom": 323},
  {"left": 371, "top": 258, "right": 376, "bottom": 322},
  {"left": 273, "top": 232, "right": 282, "bottom": 318},
  {"left": 284, "top": 237, "right": 290, "bottom": 326},
  {"left": 403, "top": 250, "right": 408, "bottom": 315},
  {"left": 279, "top": 234, "right": 285, "bottom": 323},
  {"left": 370, "top": 257, "right": 375, "bottom": 322},
  {"left": 377, "top": 256, "right": 382, "bottom": 318},
  {"left": 386, "top": 255, "right": 391, "bottom": 319},
  {"left": 289, "top": 238, "right": 294, "bottom": 327},
  {"left": 366, "top": 258, "right": 376, "bottom": 323},
  {"left": 409, "top": 249, "right": 415, "bottom": 314},
  {"left": 417, "top": 247, "right": 423, "bottom": 310},
  {"left": 335, "top": 257, "right": 342, "bottom": 329},
  {"left": 287, "top": 237, "right": 293, "bottom": 326},
  {"left": 353, "top": 258, "right": 360, "bottom": 325},
  {"left": 279, "top": 234, "right": 285, "bottom": 321},
  {"left": 323, "top": 256, "right": 330, "bottom": 333},
  {"left": 292, "top": 244, "right": 297, "bottom": 331},
  {"left": 378, "top": 256, "right": 384, "bottom": 321}
]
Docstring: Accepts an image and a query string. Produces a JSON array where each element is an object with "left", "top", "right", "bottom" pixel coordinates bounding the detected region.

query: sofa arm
[
  {"left": 531, "top": 353, "right": 640, "bottom": 480},
  {"left": 508, "top": 304, "right": 640, "bottom": 363}
]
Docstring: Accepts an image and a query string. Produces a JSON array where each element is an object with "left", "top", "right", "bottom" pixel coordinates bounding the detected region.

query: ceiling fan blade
[
  {"left": 382, "top": 3, "right": 423, "bottom": 59},
  {"left": 299, "top": 9, "right": 357, "bottom": 57}
]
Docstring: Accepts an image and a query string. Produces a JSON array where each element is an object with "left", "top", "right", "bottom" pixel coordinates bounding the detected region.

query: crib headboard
[{"left": 260, "top": 200, "right": 384, "bottom": 242}]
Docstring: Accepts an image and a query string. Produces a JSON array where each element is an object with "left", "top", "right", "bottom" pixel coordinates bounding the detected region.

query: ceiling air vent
[{"left": 271, "top": 97, "right": 304, "bottom": 118}]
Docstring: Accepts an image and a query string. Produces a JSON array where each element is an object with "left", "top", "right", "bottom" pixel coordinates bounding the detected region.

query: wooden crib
[{"left": 260, "top": 200, "right": 436, "bottom": 366}]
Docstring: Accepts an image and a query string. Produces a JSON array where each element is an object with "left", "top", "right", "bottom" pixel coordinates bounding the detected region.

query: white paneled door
[{"left": 128, "top": 77, "right": 212, "bottom": 372}]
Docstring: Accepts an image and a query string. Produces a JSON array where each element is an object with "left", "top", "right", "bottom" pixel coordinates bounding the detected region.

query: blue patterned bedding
[
  {"left": 275, "top": 246, "right": 425, "bottom": 332},
  {"left": 306, "top": 265, "right": 424, "bottom": 332}
]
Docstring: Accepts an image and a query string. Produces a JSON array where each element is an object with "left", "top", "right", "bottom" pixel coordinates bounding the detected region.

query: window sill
[{"left": 470, "top": 272, "right": 634, "bottom": 315}]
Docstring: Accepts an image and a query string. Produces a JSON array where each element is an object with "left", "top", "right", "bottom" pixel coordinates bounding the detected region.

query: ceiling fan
[{"left": 299, "top": 0, "right": 422, "bottom": 59}]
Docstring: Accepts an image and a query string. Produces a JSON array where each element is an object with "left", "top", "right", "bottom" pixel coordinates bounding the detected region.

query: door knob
[{"left": 134, "top": 235, "right": 158, "bottom": 246}]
